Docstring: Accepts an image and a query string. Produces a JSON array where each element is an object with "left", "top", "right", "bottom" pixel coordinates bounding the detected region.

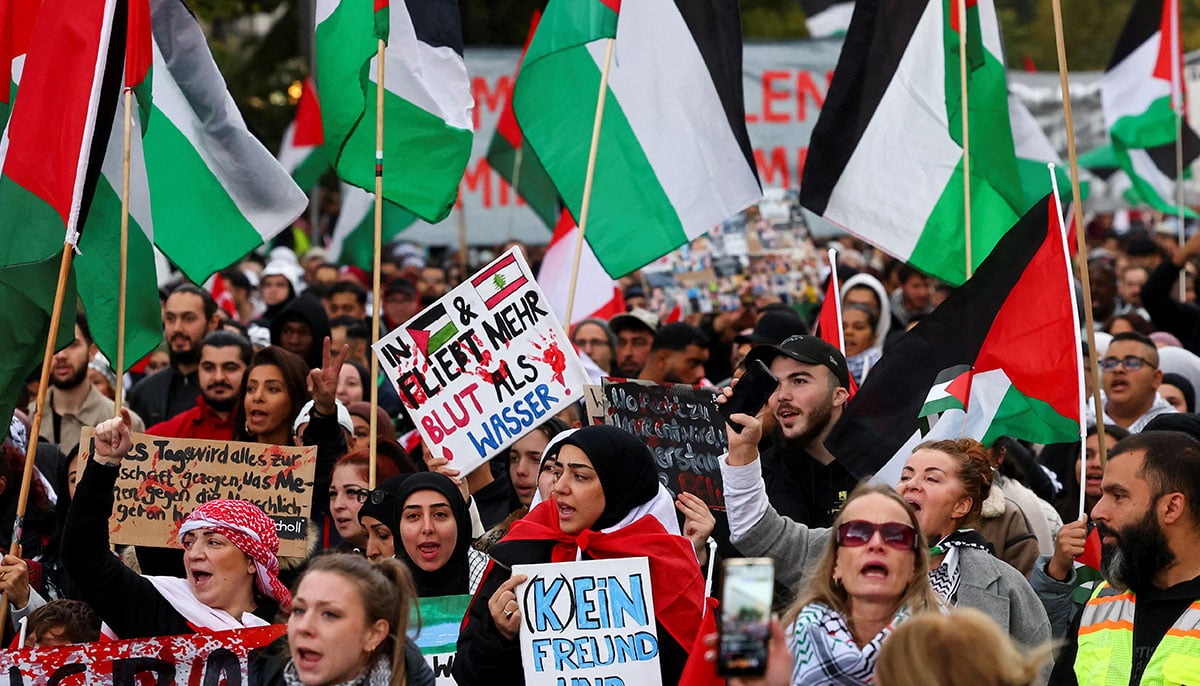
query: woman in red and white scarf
[{"left": 61, "top": 409, "right": 290, "bottom": 638}]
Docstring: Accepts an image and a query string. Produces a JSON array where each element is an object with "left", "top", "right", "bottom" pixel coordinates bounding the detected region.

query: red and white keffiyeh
[{"left": 179, "top": 499, "right": 292, "bottom": 608}]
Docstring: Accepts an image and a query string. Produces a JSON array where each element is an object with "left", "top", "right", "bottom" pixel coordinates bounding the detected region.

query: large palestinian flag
[
  {"left": 1103, "top": 0, "right": 1199, "bottom": 216},
  {"left": 315, "top": 0, "right": 473, "bottom": 223},
  {"left": 485, "top": 11, "right": 557, "bottom": 230},
  {"left": 825, "top": 194, "right": 1082, "bottom": 482},
  {"left": 512, "top": 0, "right": 761, "bottom": 279},
  {"left": 0, "top": 0, "right": 112, "bottom": 427},
  {"left": 800, "top": 0, "right": 1027, "bottom": 287}
]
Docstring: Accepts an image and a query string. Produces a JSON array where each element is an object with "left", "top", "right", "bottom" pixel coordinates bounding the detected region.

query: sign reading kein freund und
[{"left": 375, "top": 248, "right": 587, "bottom": 475}]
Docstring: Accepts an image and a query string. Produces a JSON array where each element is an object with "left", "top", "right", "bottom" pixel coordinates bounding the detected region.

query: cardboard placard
[
  {"left": 602, "top": 380, "right": 727, "bottom": 509},
  {"left": 514, "top": 557, "right": 661, "bottom": 686},
  {"left": 0, "top": 624, "right": 285, "bottom": 685},
  {"left": 374, "top": 248, "right": 588, "bottom": 475},
  {"left": 410, "top": 594, "right": 472, "bottom": 685},
  {"left": 79, "top": 429, "right": 317, "bottom": 558},
  {"left": 583, "top": 384, "right": 606, "bottom": 426}
]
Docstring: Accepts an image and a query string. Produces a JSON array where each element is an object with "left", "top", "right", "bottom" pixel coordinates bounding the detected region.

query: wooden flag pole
[
  {"left": 958, "top": 0, "right": 973, "bottom": 281},
  {"left": 115, "top": 88, "right": 133, "bottom": 414},
  {"left": 1, "top": 244, "right": 77, "bottom": 630},
  {"left": 368, "top": 38, "right": 385, "bottom": 490},
  {"left": 1051, "top": 0, "right": 1106, "bottom": 466},
  {"left": 1177, "top": 114, "right": 1187, "bottom": 301},
  {"left": 563, "top": 38, "right": 616, "bottom": 327}
]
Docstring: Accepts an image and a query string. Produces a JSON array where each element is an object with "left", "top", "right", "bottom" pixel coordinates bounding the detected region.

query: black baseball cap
[
  {"left": 746, "top": 335, "right": 850, "bottom": 389},
  {"left": 734, "top": 310, "right": 809, "bottom": 346}
]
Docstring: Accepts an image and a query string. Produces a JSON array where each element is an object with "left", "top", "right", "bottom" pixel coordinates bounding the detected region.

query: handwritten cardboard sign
[
  {"left": 514, "top": 557, "right": 662, "bottom": 686},
  {"left": 602, "top": 379, "right": 727, "bottom": 509},
  {"left": 410, "top": 594, "right": 472, "bottom": 685},
  {"left": 0, "top": 624, "right": 285, "bottom": 686},
  {"left": 79, "top": 429, "right": 317, "bottom": 558},
  {"left": 374, "top": 248, "right": 588, "bottom": 475}
]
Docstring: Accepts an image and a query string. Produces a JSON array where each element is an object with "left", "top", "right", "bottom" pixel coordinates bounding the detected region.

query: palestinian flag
[
  {"left": 315, "top": 0, "right": 473, "bottom": 223},
  {"left": 826, "top": 194, "right": 1083, "bottom": 482},
  {"left": 513, "top": 0, "right": 761, "bottom": 278},
  {"left": 486, "top": 10, "right": 557, "bottom": 230},
  {"left": 407, "top": 303, "right": 457, "bottom": 357},
  {"left": 141, "top": 0, "right": 307, "bottom": 286},
  {"left": 536, "top": 210, "right": 624, "bottom": 327},
  {"left": 77, "top": 103, "right": 162, "bottom": 371},
  {"left": 1103, "top": 0, "right": 1199, "bottom": 215},
  {"left": 0, "top": 0, "right": 40, "bottom": 129},
  {"left": 325, "top": 182, "right": 416, "bottom": 270},
  {"left": 277, "top": 76, "right": 330, "bottom": 190},
  {"left": 0, "top": 0, "right": 115, "bottom": 426},
  {"left": 800, "top": 0, "right": 1028, "bottom": 287},
  {"left": 799, "top": 0, "right": 854, "bottom": 38}
]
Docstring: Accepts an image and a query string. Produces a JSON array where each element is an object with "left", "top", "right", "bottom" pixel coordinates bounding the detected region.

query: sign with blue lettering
[
  {"left": 513, "top": 557, "right": 662, "bottom": 686},
  {"left": 374, "top": 248, "right": 589, "bottom": 477}
]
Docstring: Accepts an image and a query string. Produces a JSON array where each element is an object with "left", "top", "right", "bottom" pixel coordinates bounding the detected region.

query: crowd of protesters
[{"left": 3, "top": 205, "right": 1200, "bottom": 686}]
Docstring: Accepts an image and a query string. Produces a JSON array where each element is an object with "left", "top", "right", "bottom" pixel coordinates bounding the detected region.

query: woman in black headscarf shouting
[{"left": 452, "top": 425, "right": 705, "bottom": 686}]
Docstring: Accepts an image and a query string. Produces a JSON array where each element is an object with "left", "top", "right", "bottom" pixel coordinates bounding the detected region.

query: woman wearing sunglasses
[
  {"left": 722, "top": 411, "right": 1050, "bottom": 652},
  {"left": 783, "top": 483, "right": 940, "bottom": 684}
]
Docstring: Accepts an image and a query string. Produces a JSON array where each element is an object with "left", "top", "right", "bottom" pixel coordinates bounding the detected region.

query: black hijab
[
  {"left": 389, "top": 472, "right": 473, "bottom": 597},
  {"left": 545, "top": 425, "right": 659, "bottom": 531}
]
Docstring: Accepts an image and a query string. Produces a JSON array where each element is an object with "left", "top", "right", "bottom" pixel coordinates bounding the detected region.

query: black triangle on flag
[{"left": 825, "top": 194, "right": 1057, "bottom": 479}]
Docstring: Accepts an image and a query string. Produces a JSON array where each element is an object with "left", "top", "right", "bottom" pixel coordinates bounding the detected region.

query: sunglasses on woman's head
[{"left": 836, "top": 520, "right": 918, "bottom": 551}]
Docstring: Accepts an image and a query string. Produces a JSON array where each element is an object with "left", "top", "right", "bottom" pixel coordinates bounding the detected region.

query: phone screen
[{"left": 718, "top": 559, "right": 775, "bottom": 676}]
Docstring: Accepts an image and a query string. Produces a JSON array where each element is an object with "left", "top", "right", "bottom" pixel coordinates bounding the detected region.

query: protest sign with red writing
[
  {"left": 0, "top": 624, "right": 285, "bottom": 685},
  {"left": 79, "top": 429, "right": 317, "bottom": 557},
  {"left": 374, "top": 248, "right": 587, "bottom": 476}
]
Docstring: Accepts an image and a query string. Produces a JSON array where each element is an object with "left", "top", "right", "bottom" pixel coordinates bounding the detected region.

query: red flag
[
  {"left": 815, "top": 257, "right": 858, "bottom": 397},
  {"left": 664, "top": 302, "right": 683, "bottom": 323},
  {"left": 293, "top": 76, "right": 325, "bottom": 147},
  {"left": 678, "top": 597, "right": 723, "bottom": 686},
  {"left": 1077, "top": 526, "right": 1103, "bottom": 570},
  {"left": 207, "top": 273, "right": 237, "bottom": 318}
]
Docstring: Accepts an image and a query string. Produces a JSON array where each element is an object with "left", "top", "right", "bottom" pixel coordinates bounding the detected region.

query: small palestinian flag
[
  {"left": 472, "top": 252, "right": 528, "bottom": 310},
  {"left": 919, "top": 364, "right": 973, "bottom": 417},
  {"left": 407, "top": 303, "right": 457, "bottom": 356}
]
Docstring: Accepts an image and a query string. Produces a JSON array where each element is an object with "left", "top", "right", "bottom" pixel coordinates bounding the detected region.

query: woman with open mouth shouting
[
  {"left": 721, "top": 408, "right": 1050, "bottom": 653},
  {"left": 783, "top": 483, "right": 941, "bottom": 684},
  {"left": 452, "top": 425, "right": 706, "bottom": 686},
  {"left": 62, "top": 409, "right": 291, "bottom": 637},
  {"left": 250, "top": 553, "right": 436, "bottom": 686}
]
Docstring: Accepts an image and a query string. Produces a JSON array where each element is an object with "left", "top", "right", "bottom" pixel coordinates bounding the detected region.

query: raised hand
[
  {"left": 93, "top": 408, "right": 133, "bottom": 466},
  {"left": 308, "top": 337, "right": 350, "bottom": 416},
  {"left": 676, "top": 492, "right": 716, "bottom": 558}
]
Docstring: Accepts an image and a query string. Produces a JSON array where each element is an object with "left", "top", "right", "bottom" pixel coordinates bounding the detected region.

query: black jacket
[
  {"left": 1142, "top": 260, "right": 1200, "bottom": 352},
  {"left": 269, "top": 294, "right": 332, "bottom": 369},
  {"left": 128, "top": 366, "right": 201, "bottom": 429}
]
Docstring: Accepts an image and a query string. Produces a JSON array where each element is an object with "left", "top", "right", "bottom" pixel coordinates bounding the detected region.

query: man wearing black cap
[{"left": 738, "top": 335, "right": 857, "bottom": 528}]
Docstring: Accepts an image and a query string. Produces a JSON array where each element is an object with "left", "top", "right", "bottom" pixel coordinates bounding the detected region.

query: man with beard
[
  {"left": 128, "top": 284, "right": 219, "bottom": 427},
  {"left": 145, "top": 331, "right": 250, "bottom": 440},
  {"left": 638, "top": 323, "right": 709, "bottom": 385},
  {"left": 739, "top": 335, "right": 856, "bottom": 528},
  {"left": 1050, "top": 431, "right": 1200, "bottom": 685},
  {"left": 33, "top": 313, "right": 144, "bottom": 455}
]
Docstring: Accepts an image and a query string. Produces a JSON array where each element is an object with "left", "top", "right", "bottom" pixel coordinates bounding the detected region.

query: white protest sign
[
  {"left": 374, "top": 248, "right": 588, "bottom": 475},
  {"left": 514, "top": 557, "right": 662, "bottom": 686}
]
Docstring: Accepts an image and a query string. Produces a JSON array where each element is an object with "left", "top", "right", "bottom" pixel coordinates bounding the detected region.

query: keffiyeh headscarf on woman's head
[{"left": 179, "top": 499, "right": 291, "bottom": 607}]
